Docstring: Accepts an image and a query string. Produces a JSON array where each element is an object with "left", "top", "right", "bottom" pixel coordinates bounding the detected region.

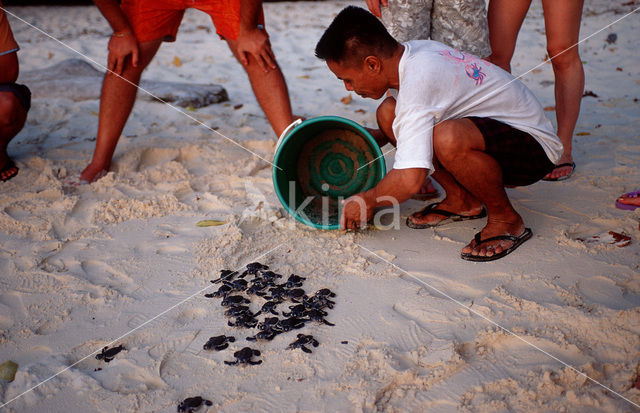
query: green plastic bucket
[{"left": 273, "top": 116, "right": 386, "bottom": 230}]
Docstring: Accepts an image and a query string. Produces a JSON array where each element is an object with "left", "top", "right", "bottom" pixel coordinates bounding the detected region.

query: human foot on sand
[
  {"left": 79, "top": 162, "right": 108, "bottom": 184},
  {"left": 0, "top": 158, "right": 18, "bottom": 181},
  {"left": 615, "top": 190, "right": 640, "bottom": 211},
  {"left": 406, "top": 199, "right": 486, "bottom": 229},
  {"left": 461, "top": 219, "right": 530, "bottom": 261}
]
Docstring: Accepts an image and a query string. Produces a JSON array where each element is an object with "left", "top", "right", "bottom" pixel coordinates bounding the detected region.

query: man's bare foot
[
  {"left": 0, "top": 150, "right": 18, "bottom": 181},
  {"left": 461, "top": 217, "right": 525, "bottom": 259},
  {"left": 407, "top": 197, "right": 485, "bottom": 228},
  {"left": 79, "top": 162, "right": 109, "bottom": 184}
]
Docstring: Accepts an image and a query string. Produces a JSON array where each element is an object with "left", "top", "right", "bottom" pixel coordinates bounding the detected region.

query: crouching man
[{"left": 315, "top": 6, "right": 562, "bottom": 261}]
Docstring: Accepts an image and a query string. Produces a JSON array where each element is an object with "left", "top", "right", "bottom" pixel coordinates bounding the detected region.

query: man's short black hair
[{"left": 315, "top": 6, "right": 399, "bottom": 66}]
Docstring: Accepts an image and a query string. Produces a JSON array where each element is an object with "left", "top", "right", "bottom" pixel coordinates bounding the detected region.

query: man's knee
[
  {"left": 433, "top": 119, "right": 479, "bottom": 162},
  {"left": 0, "top": 92, "right": 24, "bottom": 128},
  {"left": 376, "top": 96, "right": 396, "bottom": 129}
]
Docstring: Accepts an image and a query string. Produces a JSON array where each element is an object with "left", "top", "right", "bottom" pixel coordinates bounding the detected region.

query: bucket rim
[{"left": 272, "top": 115, "right": 386, "bottom": 230}]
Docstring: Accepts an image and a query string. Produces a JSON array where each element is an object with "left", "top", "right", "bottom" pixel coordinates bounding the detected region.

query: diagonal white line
[
  {"left": 0, "top": 243, "right": 284, "bottom": 409},
  {"left": 0, "top": 6, "right": 282, "bottom": 171},
  {"left": 357, "top": 6, "right": 640, "bottom": 171},
  {"left": 357, "top": 243, "right": 640, "bottom": 409}
]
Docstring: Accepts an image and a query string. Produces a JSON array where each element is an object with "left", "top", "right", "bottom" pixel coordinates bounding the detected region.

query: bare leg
[
  {"left": 225, "top": 39, "right": 293, "bottom": 137},
  {"left": 433, "top": 119, "right": 526, "bottom": 258},
  {"left": 0, "top": 91, "right": 27, "bottom": 180},
  {"left": 541, "top": 0, "right": 584, "bottom": 180},
  {"left": 80, "top": 40, "right": 162, "bottom": 183},
  {"left": 487, "top": 0, "right": 532, "bottom": 72}
]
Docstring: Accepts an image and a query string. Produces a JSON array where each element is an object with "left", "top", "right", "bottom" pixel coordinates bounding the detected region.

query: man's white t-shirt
[{"left": 392, "top": 40, "right": 563, "bottom": 172}]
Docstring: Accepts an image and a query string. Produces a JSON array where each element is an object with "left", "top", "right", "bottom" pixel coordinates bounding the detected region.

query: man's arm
[
  {"left": 93, "top": 0, "right": 138, "bottom": 74},
  {"left": 341, "top": 167, "right": 427, "bottom": 230},
  {"left": 365, "top": 0, "right": 389, "bottom": 18},
  {"left": 237, "top": 0, "right": 276, "bottom": 72}
]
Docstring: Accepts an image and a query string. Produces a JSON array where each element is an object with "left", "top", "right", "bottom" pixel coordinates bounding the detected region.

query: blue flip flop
[{"left": 461, "top": 228, "right": 533, "bottom": 262}]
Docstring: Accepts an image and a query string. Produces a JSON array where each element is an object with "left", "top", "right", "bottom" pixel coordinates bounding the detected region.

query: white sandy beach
[{"left": 1, "top": 1, "right": 639, "bottom": 411}]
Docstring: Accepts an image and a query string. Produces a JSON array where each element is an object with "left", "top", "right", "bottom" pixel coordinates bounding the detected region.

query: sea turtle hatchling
[
  {"left": 227, "top": 314, "right": 258, "bottom": 328},
  {"left": 177, "top": 396, "right": 213, "bottom": 412},
  {"left": 95, "top": 344, "right": 125, "bottom": 362},
  {"left": 224, "top": 347, "right": 262, "bottom": 365},
  {"left": 288, "top": 334, "right": 319, "bottom": 353},
  {"left": 204, "top": 284, "right": 232, "bottom": 298},
  {"left": 304, "top": 309, "right": 335, "bottom": 326},
  {"left": 285, "top": 274, "right": 306, "bottom": 288},
  {"left": 203, "top": 335, "right": 235, "bottom": 351},
  {"left": 255, "top": 300, "right": 280, "bottom": 316},
  {"left": 221, "top": 295, "right": 250, "bottom": 307},
  {"left": 210, "top": 269, "right": 239, "bottom": 284},
  {"left": 242, "top": 262, "right": 269, "bottom": 277},
  {"left": 223, "top": 305, "right": 254, "bottom": 318}
]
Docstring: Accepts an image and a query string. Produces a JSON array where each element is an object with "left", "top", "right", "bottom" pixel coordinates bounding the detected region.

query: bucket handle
[{"left": 275, "top": 118, "right": 303, "bottom": 152}]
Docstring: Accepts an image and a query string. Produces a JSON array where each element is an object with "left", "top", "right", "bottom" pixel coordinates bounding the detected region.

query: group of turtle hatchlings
[{"left": 95, "top": 262, "right": 336, "bottom": 412}]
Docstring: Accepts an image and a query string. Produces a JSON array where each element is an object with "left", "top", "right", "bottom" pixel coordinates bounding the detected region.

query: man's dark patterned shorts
[{"left": 468, "top": 116, "right": 555, "bottom": 187}]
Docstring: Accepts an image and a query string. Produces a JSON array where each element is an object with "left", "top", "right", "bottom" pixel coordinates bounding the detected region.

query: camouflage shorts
[{"left": 380, "top": 0, "right": 491, "bottom": 57}]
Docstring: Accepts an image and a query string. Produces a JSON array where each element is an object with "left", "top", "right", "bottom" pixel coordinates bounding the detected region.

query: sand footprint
[{"left": 80, "top": 260, "right": 135, "bottom": 296}]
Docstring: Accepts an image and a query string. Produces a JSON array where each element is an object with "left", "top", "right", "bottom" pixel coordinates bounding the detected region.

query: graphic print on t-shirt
[{"left": 437, "top": 50, "right": 486, "bottom": 86}]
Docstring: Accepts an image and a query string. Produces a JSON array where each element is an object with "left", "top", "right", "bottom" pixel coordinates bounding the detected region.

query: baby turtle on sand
[
  {"left": 288, "top": 334, "right": 319, "bottom": 353},
  {"left": 242, "top": 262, "right": 269, "bottom": 277},
  {"left": 246, "top": 329, "right": 281, "bottom": 342},
  {"left": 95, "top": 344, "right": 125, "bottom": 362},
  {"left": 224, "top": 347, "right": 262, "bottom": 365},
  {"left": 204, "top": 284, "right": 232, "bottom": 298},
  {"left": 256, "top": 300, "right": 280, "bottom": 316},
  {"left": 227, "top": 314, "right": 258, "bottom": 328},
  {"left": 305, "top": 309, "right": 335, "bottom": 326},
  {"left": 177, "top": 396, "right": 212, "bottom": 412},
  {"left": 203, "top": 335, "right": 235, "bottom": 351},
  {"left": 277, "top": 316, "right": 307, "bottom": 332},
  {"left": 223, "top": 305, "right": 254, "bottom": 318},
  {"left": 284, "top": 288, "right": 306, "bottom": 302},
  {"left": 223, "top": 278, "right": 248, "bottom": 292},
  {"left": 246, "top": 279, "right": 269, "bottom": 296},
  {"left": 211, "top": 269, "right": 238, "bottom": 284},
  {"left": 259, "top": 270, "right": 282, "bottom": 284},
  {"left": 285, "top": 274, "right": 306, "bottom": 288},
  {"left": 221, "top": 295, "right": 250, "bottom": 307},
  {"left": 303, "top": 292, "right": 335, "bottom": 310},
  {"left": 282, "top": 304, "right": 309, "bottom": 318}
]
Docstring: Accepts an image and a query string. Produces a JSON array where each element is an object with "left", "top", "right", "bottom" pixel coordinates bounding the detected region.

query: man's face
[{"left": 327, "top": 57, "right": 387, "bottom": 99}]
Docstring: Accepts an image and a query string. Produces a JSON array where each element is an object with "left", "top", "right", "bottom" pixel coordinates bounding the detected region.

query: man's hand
[
  {"left": 340, "top": 194, "right": 375, "bottom": 231},
  {"left": 237, "top": 26, "right": 276, "bottom": 72},
  {"left": 365, "top": 0, "right": 389, "bottom": 18},
  {"left": 107, "top": 31, "right": 138, "bottom": 75}
]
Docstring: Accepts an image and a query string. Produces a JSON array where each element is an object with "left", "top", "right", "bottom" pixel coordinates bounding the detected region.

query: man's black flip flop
[
  {"left": 461, "top": 227, "right": 533, "bottom": 262},
  {"left": 542, "top": 162, "right": 575, "bottom": 182},
  {"left": 406, "top": 202, "right": 487, "bottom": 229}
]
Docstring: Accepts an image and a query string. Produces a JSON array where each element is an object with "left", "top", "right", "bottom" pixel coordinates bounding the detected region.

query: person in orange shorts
[
  {"left": 80, "top": 0, "right": 295, "bottom": 183},
  {"left": 0, "top": 1, "right": 30, "bottom": 182}
]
